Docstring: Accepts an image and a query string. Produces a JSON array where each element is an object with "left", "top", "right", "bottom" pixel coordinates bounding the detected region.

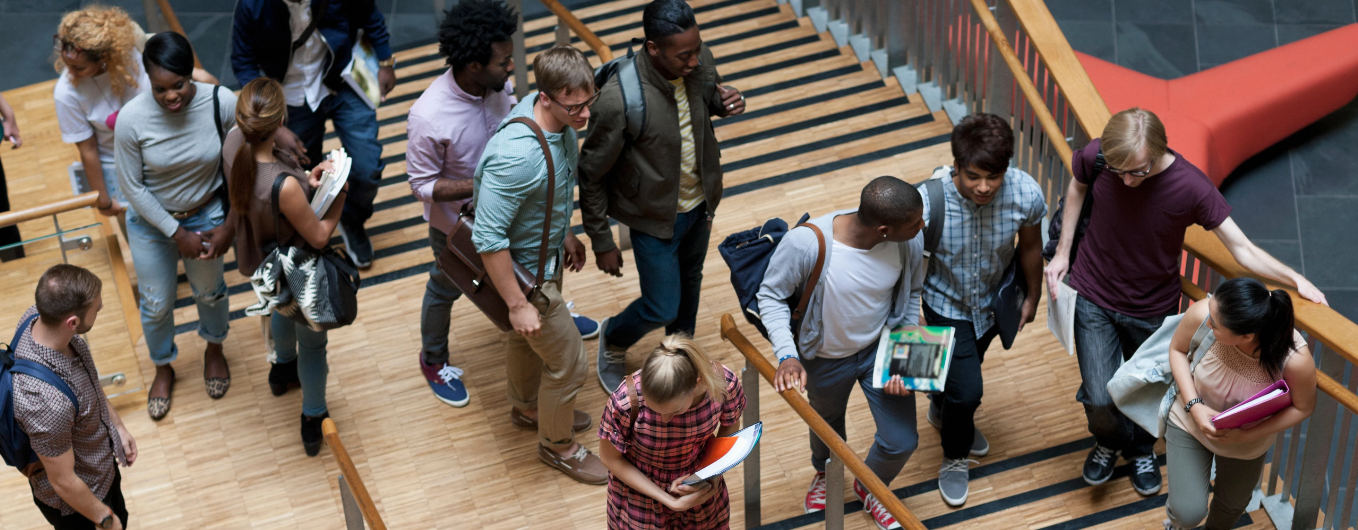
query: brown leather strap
[
  {"left": 507, "top": 117, "right": 556, "bottom": 290},
  {"left": 625, "top": 372, "right": 639, "bottom": 438},
  {"left": 791, "top": 223, "right": 826, "bottom": 321}
]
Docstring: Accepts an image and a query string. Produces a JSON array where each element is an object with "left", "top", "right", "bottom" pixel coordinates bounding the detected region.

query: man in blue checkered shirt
[{"left": 918, "top": 114, "right": 1046, "bottom": 507}]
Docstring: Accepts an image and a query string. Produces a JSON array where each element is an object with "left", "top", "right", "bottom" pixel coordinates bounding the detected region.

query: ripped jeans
[{"left": 126, "top": 196, "right": 231, "bottom": 365}]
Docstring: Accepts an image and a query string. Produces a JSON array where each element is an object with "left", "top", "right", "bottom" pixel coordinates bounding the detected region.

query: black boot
[
  {"left": 301, "top": 412, "right": 329, "bottom": 457},
  {"left": 269, "top": 359, "right": 299, "bottom": 397}
]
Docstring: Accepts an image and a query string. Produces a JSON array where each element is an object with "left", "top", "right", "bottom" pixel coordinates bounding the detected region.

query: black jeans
[
  {"left": 0, "top": 156, "right": 24, "bottom": 261},
  {"left": 34, "top": 469, "right": 128, "bottom": 530},
  {"left": 923, "top": 303, "right": 998, "bottom": 460},
  {"left": 1073, "top": 295, "right": 1167, "bottom": 458}
]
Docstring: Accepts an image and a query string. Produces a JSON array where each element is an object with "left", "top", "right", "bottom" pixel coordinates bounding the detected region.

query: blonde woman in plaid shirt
[{"left": 597, "top": 335, "right": 746, "bottom": 529}]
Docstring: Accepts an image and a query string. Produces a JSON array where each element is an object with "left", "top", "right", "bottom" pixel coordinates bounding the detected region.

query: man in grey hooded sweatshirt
[{"left": 757, "top": 176, "right": 927, "bottom": 530}]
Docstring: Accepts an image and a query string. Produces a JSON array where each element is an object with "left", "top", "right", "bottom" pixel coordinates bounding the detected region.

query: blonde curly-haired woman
[{"left": 53, "top": 5, "right": 215, "bottom": 222}]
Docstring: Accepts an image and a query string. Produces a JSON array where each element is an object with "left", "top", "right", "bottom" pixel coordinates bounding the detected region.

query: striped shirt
[
  {"left": 11, "top": 306, "right": 127, "bottom": 515},
  {"left": 920, "top": 167, "right": 1046, "bottom": 334},
  {"left": 670, "top": 78, "right": 704, "bottom": 212}
]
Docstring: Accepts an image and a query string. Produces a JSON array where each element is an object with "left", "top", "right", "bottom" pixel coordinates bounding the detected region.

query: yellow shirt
[{"left": 671, "top": 78, "right": 704, "bottom": 212}]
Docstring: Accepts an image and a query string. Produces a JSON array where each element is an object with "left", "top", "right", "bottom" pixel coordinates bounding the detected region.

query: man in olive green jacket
[{"left": 579, "top": 0, "right": 745, "bottom": 392}]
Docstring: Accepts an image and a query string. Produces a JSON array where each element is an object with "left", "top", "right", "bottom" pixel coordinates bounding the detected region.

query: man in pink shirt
[{"left": 407, "top": 0, "right": 518, "bottom": 407}]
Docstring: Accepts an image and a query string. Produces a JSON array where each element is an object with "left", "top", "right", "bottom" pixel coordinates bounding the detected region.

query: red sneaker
[
  {"left": 804, "top": 472, "right": 827, "bottom": 513},
  {"left": 854, "top": 480, "right": 902, "bottom": 530}
]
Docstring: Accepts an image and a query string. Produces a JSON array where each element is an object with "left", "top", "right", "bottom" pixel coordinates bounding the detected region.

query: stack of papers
[
  {"left": 310, "top": 149, "right": 352, "bottom": 217},
  {"left": 682, "top": 422, "right": 762, "bottom": 485},
  {"left": 1047, "top": 281, "right": 1077, "bottom": 355}
]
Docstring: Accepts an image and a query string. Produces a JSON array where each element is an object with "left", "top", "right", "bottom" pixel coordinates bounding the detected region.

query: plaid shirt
[
  {"left": 11, "top": 306, "right": 126, "bottom": 515},
  {"left": 920, "top": 167, "right": 1046, "bottom": 334},
  {"left": 599, "top": 365, "right": 746, "bottom": 529}
]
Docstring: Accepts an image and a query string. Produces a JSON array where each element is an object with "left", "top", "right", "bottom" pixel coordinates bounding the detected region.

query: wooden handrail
[
  {"left": 1005, "top": 0, "right": 1112, "bottom": 138},
  {"left": 152, "top": 0, "right": 203, "bottom": 69},
  {"left": 719, "top": 314, "right": 927, "bottom": 530},
  {"left": 321, "top": 418, "right": 387, "bottom": 530},
  {"left": 538, "top": 0, "right": 616, "bottom": 62},
  {"left": 1179, "top": 279, "right": 1358, "bottom": 416},
  {"left": 0, "top": 192, "right": 98, "bottom": 229},
  {"left": 967, "top": 0, "right": 1073, "bottom": 174}
]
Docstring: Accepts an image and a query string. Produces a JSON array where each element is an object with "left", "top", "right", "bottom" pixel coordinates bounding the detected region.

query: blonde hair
[
  {"left": 230, "top": 78, "right": 288, "bottom": 213},
  {"left": 532, "top": 45, "right": 595, "bottom": 98},
  {"left": 640, "top": 334, "right": 727, "bottom": 405},
  {"left": 54, "top": 6, "right": 142, "bottom": 98},
  {"left": 1101, "top": 107, "right": 1168, "bottom": 168}
]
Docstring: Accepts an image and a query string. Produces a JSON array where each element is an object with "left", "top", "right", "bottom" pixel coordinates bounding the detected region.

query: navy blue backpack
[
  {"left": 719, "top": 214, "right": 826, "bottom": 340},
  {"left": 0, "top": 314, "right": 78, "bottom": 471}
]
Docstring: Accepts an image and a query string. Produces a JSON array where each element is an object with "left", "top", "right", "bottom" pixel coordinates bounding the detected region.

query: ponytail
[
  {"left": 1214, "top": 278, "right": 1296, "bottom": 379},
  {"left": 229, "top": 78, "right": 287, "bottom": 213},
  {"left": 640, "top": 334, "right": 727, "bottom": 405}
]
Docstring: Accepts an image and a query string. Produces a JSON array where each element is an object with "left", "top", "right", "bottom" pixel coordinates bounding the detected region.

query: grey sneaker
[
  {"left": 596, "top": 318, "right": 627, "bottom": 393},
  {"left": 939, "top": 458, "right": 977, "bottom": 507},
  {"left": 927, "top": 399, "right": 990, "bottom": 457}
]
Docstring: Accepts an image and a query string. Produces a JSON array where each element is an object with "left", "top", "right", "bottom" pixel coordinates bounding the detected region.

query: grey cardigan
[{"left": 755, "top": 210, "right": 927, "bottom": 362}]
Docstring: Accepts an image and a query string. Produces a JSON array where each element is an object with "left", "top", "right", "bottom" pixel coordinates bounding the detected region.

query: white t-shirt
[
  {"left": 282, "top": 0, "right": 334, "bottom": 111},
  {"left": 53, "top": 49, "right": 152, "bottom": 165},
  {"left": 819, "top": 239, "right": 903, "bottom": 358}
]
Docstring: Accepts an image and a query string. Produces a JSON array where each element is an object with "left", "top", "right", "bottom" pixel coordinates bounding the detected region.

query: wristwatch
[
  {"left": 1184, "top": 397, "right": 1204, "bottom": 413},
  {"left": 98, "top": 514, "right": 114, "bottom": 529},
  {"left": 377, "top": 57, "right": 396, "bottom": 68}
]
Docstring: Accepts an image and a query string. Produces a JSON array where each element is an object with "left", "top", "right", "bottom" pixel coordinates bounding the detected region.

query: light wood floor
[{"left": 0, "top": 0, "right": 1279, "bottom": 528}]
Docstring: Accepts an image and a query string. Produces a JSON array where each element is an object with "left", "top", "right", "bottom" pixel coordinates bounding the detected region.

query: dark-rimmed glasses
[
  {"left": 548, "top": 91, "right": 600, "bottom": 116},
  {"left": 1105, "top": 161, "right": 1153, "bottom": 177},
  {"left": 53, "top": 35, "right": 83, "bottom": 55}
]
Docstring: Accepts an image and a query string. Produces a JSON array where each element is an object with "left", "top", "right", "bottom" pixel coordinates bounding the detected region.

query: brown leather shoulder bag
[{"left": 436, "top": 117, "right": 557, "bottom": 332}]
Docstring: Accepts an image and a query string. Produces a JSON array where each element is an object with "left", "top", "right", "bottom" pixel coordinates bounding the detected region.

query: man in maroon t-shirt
[{"left": 1043, "top": 108, "right": 1326, "bottom": 496}]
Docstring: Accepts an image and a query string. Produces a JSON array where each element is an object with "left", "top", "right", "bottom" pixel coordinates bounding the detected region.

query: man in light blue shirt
[
  {"left": 470, "top": 46, "right": 605, "bottom": 486},
  {"left": 918, "top": 113, "right": 1046, "bottom": 506}
]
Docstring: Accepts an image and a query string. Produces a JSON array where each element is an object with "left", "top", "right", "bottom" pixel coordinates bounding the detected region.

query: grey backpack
[{"left": 592, "top": 39, "right": 647, "bottom": 140}]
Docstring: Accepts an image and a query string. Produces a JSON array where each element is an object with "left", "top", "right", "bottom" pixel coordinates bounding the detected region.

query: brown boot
[
  {"left": 538, "top": 444, "right": 608, "bottom": 485},
  {"left": 510, "top": 408, "right": 592, "bottom": 433}
]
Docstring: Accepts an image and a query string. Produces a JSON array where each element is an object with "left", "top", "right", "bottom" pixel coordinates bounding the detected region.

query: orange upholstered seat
[{"left": 1075, "top": 23, "right": 1358, "bottom": 186}]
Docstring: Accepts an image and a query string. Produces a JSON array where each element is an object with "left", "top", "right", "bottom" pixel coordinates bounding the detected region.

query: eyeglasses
[
  {"left": 1105, "top": 161, "right": 1153, "bottom": 177},
  {"left": 548, "top": 91, "right": 600, "bottom": 116},
  {"left": 53, "top": 35, "right": 82, "bottom": 54}
]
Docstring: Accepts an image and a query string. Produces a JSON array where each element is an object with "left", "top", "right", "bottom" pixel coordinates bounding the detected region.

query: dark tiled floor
[{"left": 1046, "top": 0, "right": 1358, "bottom": 319}]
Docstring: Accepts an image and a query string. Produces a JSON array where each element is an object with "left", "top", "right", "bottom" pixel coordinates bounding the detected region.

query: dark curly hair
[{"left": 438, "top": 0, "right": 518, "bottom": 72}]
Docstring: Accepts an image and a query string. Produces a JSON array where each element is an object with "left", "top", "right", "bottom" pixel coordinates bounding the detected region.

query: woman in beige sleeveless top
[{"left": 1163, "top": 277, "right": 1317, "bottom": 530}]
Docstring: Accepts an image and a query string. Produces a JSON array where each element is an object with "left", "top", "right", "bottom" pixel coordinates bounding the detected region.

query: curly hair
[
  {"left": 437, "top": 0, "right": 519, "bottom": 72},
  {"left": 53, "top": 5, "right": 142, "bottom": 98}
]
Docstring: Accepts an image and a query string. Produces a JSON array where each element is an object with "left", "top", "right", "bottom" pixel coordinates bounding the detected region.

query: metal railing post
[
  {"left": 742, "top": 360, "right": 761, "bottom": 528},
  {"left": 555, "top": 17, "right": 571, "bottom": 47},
  {"left": 826, "top": 454, "right": 845, "bottom": 530},
  {"left": 1292, "top": 345, "right": 1345, "bottom": 530},
  {"left": 510, "top": 0, "right": 528, "bottom": 99},
  {"left": 338, "top": 475, "right": 365, "bottom": 530}
]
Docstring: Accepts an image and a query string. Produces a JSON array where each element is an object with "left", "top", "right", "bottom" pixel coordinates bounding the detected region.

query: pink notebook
[{"left": 1211, "top": 380, "right": 1291, "bottom": 430}]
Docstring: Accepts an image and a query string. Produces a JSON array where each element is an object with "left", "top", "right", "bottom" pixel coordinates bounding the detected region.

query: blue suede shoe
[
  {"left": 567, "top": 301, "right": 599, "bottom": 340},
  {"left": 419, "top": 351, "right": 469, "bottom": 407}
]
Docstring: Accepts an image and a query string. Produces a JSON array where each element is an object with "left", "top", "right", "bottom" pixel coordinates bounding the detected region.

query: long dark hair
[
  {"left": 229, "top": 78, "right": 287, "bottom": 213},
  {"left": 142, "top": 32, "right": 195, "bottom": 77},
  {"left": 1213, "top": 277, "right": 1295, "bottom": 379}
]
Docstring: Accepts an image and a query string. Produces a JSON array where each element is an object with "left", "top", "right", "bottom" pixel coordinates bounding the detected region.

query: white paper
[{"left": 1047, "top": 281, "right": 1078, "bottom": 355}]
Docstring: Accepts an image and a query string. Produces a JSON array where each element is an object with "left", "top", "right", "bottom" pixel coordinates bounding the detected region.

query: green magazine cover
[{"left": 870, "top": 325, "right": 956, "bottom": 392}]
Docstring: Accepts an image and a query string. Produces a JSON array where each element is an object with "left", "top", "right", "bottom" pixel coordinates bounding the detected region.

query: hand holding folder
[{"left": 1211, "top": 380, "right": 1292, "bottom": 430}]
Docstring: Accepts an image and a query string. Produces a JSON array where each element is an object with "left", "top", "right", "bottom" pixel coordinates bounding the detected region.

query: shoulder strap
[
  {"left": 291, "top": 0, "right": 330, "bottom": 55},
  {"left": 624, "top": 372, "right": 639, "bottom": 439},
  {"left": 211, "top": 86, "right": 225, "bottom": 144},
  {"left": 1187, "top": 303, "right": 1215, "bottom": 369},
  {"left": 922, "top": 176, "right": 945, "bottom": 256},
  {"left": 507, "top": 117, "right": 555, "bottom": 289},
  {"left": 3, "top": 314, "right": 40, "bottom": 360},
  {"left": 10, "top": 360, "right": 78, "bottom": 410},
  {"left": 791, "top": 224, "right": 826, "bottom": 321},
  {"left": 618, "top": 39, "right": 647, "bottom": 140}
]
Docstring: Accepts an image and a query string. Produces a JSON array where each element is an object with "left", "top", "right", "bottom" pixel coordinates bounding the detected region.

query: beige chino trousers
[{"left": 505, "top": 276, "right": 587, "bottom": 450}]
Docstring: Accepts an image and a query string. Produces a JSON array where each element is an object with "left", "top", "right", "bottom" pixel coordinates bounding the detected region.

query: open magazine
[
  {"left": 680, "top": 422, "right": 762, "bottom": 486},
  {"left": 310, "top": 149, "right": 352, "bottom": 217},
  {"left": 870, "top": 325, "right": 957, "bottom": 393}
]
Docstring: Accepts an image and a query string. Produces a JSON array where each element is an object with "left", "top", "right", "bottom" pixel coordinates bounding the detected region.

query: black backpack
[
  {"left": 718, "top": 214, "right": 825, "bottom": 340},
  {"left": 593, "top": 39, "right": 647, "bottom": 141},
  {"left": 0, "top": 314, "right": 78, "bottom": 472},
  {"left": 1041, "top": 150, "right": 1105, "bottom": 262}
]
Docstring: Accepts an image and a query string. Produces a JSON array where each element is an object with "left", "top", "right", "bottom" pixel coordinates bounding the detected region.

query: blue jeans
[
  {"left": 1073, "top": 294, "right": 1166, "bottom": 458},
  {"left": 604, "top": 204, "right": 711, "bottom": 348},
  {"left": 125, "top": 197, "right": 230, "bottom": 365},
  {"left": 422, "top": 227, "right": 463, "bottom": 364},
  {"left": 272, "top": 312, "right": 330, "bottom": 417},
  {"left": 804, "top": 344, "right": 919, "bottom": 484},
  {"left": 285, "top": 84, "right": 384, "bottom": 227}
]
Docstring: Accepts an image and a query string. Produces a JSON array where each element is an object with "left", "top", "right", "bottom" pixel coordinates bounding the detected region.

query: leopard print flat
[
  {"left": 147, "top": 366, "right": 175, "bottom": 421},
  {"left": 204, "top": 361, "right": 231, "bottom": 399}
]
